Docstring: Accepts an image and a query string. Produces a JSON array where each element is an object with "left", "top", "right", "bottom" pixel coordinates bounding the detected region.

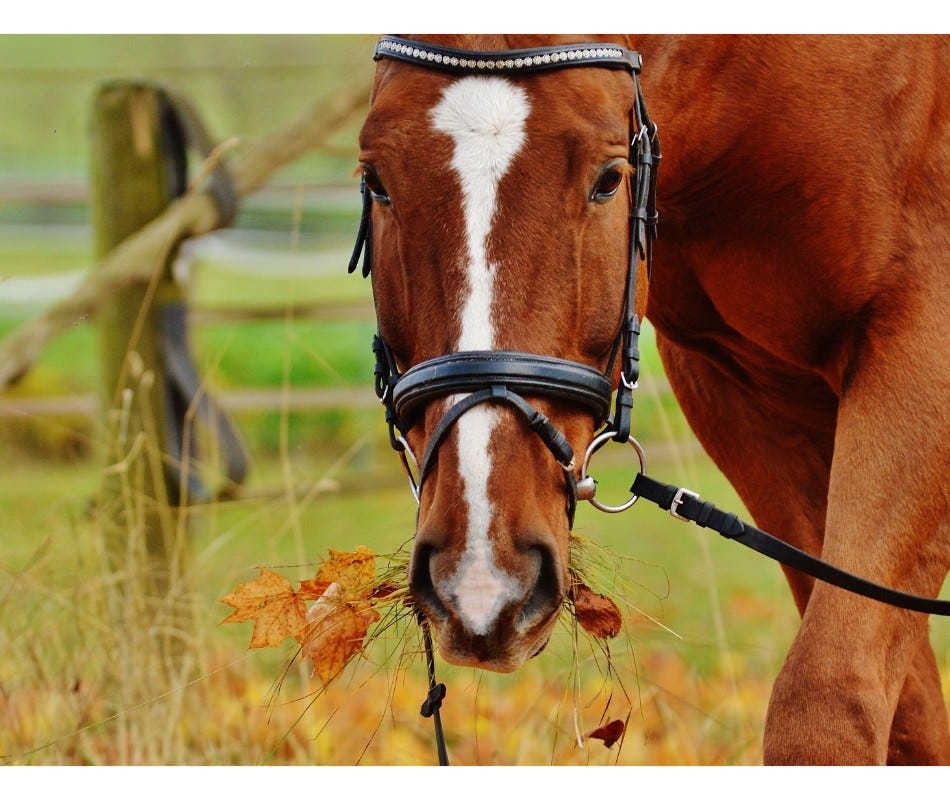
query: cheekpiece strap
[
  {"left": 374, "top": 35, "right": 642, "bottom": 75},
  {"left": 372, "top": 333, "right": 404, "bottom": 451},
  {"left": 347, "top": 175, "right": 374, "bottom": 278}
]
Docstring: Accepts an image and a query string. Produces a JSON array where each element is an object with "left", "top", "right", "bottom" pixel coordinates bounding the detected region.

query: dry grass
[
  {"left": 2, "top": 418, "right": 947, "bottom": 767},
  {"left": 0, "top": 580, "right": 772, "bottom": 766},
  {"left": 0, "top": 461, "right": 771, "bottom": 767}
]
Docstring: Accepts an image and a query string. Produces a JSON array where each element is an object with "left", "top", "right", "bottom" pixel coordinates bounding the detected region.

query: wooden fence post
[{"left": 89, "top": 81, "right": 246, "bottom": 691}]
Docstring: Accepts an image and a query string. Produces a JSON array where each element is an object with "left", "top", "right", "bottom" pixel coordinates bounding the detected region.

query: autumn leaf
[
  {"left": 219, "top": 567, "right": 307, "bottom": 649},
  {"left": 585, "top": 719, "right": 625, "bottom": 748},
  {"left": 300, "top": 582, "right": 381, "bottom": 684},
  {"left": 297, "top": 578, "right": 332, "bottom": 602},
  {"left": 571, "top": 582, "right": 622, "bottom": 639},
  {"left": 314, "top": 545, "right": 377, "bottom": 598},
  {"left": 220, "top": 547, "right": 386, "bottom": 683}
]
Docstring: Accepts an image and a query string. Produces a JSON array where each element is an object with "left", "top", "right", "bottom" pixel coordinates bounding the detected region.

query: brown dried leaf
[
  {"left": 219, "top": 567, "right": 307, "bottom": 649},
  {"left": 572, "top": 582, "right": 622, "bottom": 638},
  {"left": 297, "top": 578, "right": 332, "bottom": 602},
  {"left": 586, "top": 719, "right": 625, "bottom": 748},
  {"left": 315, "top": 545, "right": 376, "bottom": 598},
  {"left": 299, "top": 582, "right": 381, "bottom": 684}
]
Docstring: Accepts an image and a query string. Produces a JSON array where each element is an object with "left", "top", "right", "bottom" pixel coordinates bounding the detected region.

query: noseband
[{"left": 349, "top": 36, "right": 660, "bottom": 525}]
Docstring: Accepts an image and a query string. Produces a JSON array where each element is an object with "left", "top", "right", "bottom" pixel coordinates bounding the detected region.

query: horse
[{"left": 351, "top": 34, "right": 950, "bottom": 765}]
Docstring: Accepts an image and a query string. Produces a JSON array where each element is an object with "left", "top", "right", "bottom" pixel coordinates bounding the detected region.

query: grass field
[{"left": 0, "top": 433, "right": 797, "bottom": 766}]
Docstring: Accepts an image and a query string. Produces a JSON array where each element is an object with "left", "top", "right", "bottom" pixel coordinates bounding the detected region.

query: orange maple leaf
[
  {"left": 220, "top": 547, "right": 386, "bottom": 684},
  {"left": 571, "top": 582, "right": 622, "bottom": 639},
  {"left": 585, "top": 719, "right": 625, "bottom": 748},
  {"left": 299, "top": 582, "right": 381, "bottom": 684},
  {"left": 314, "top": 545, "right": 377, "bottom": 599},
  {"left": 297, "top": 578, "right": 332, "bottom": 602},
  {"left": 219, "top": 567, "right": 307, "bottom": 649}
]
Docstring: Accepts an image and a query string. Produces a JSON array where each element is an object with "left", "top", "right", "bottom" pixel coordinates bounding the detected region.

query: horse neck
[{"left": 629, "top": 35, "right": 749, "bottom": 204}]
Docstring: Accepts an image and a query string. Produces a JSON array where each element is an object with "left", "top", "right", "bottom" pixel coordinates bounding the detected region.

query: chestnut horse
[{"left": 353, "top": 35, "right": 949, "bottom": 764}]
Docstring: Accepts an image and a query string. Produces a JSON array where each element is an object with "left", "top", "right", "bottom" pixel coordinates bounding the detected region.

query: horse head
[{"left": 353, "top": 35, "right": 654, "bottom": 672}]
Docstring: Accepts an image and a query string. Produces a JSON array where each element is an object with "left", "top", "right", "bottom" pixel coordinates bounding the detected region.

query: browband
[{"left": 374, "top": 35, "right": 642, "bottom": 75}]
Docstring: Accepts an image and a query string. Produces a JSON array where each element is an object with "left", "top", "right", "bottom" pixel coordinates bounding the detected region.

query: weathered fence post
[{"left": 89, "top": 81, "right": 247, "bottom": 708}]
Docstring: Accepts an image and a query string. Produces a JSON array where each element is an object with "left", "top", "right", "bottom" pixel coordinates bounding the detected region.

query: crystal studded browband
[{"left": 373, "top": 35, "right": 642, "bottom": 74}]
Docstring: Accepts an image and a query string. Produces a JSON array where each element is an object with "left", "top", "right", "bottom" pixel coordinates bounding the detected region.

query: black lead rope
[
  {"left": 631, "top": 473, "right": 950, "bottom": 616},
  {"left": 418, "top": 615, "right": 449, "bottom": 765}
]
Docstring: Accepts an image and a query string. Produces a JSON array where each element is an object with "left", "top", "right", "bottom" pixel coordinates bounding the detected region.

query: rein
[{"left": 629, "top": 473, "right": 950, "bottom": 616}]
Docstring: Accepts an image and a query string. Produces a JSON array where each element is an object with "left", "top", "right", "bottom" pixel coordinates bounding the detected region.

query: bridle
[{"left": 349, "top": 36, "right": 660, "bottom": 526}]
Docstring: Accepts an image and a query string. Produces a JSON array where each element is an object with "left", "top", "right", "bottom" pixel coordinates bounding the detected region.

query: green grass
[{"left": 0, "top": 231, "right": 90, "bottom": 275}]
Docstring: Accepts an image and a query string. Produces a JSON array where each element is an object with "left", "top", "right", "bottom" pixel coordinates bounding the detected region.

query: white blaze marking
[{"left": 430, "top": 77, "right": 530, "bottom": 634}]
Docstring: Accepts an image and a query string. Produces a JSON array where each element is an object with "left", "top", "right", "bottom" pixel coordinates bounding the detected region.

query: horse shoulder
[{"left": 642, "top": 36, "right": 946, "bottom": 398}]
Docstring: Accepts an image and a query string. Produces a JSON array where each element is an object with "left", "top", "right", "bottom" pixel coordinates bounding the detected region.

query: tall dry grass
[{"left": 0, "top": 359, "right": 776, "bottom": 766}]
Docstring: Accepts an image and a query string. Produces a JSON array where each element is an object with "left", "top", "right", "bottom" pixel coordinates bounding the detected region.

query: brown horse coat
[{"left": 636, "top": 34, "right": 949, "bottom": 764}]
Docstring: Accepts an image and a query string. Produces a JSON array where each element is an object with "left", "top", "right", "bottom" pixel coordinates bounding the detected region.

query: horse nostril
[
  {"left": 409, "top": 544, "right": 449, "bottom": 621},
  {"left": 517, "top": 544, "right": 562, "bottom": 630}
]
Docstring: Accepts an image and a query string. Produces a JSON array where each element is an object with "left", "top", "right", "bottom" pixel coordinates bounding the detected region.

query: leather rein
[{"left": 349, "top": 34, "right": 950, "bottom": 765}]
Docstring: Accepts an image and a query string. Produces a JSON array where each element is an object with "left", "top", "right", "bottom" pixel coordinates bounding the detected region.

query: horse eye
[
  {"left": 591, "top": 165, "right": 624, "bottom": 202},
  {"left": 362, "top": 168, "right": 391, "bottom": 205}
]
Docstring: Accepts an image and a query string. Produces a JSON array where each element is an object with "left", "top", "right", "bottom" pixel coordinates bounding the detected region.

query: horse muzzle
[{"left": 409, "top": 526, "right": 566, "bottom": 672}]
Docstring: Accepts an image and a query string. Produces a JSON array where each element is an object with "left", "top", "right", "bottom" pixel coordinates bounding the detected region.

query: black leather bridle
[{"left": 350, "top": 36, "right": 660, "bottom": 527}]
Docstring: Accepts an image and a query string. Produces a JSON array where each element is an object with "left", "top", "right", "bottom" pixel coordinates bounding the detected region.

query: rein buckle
[{"left": 670, "top": 487, "right": 699, "bottom": 521}]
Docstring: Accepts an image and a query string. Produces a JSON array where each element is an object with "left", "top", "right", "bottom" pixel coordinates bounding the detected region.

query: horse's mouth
[
  {"left": 422, "top": 603, "right": 562, "bottom": 674},
  {"left": 529, "top": 631, "right": 553, "bottom": 659},
  {"left": 409, "top": 530, "right": 568, "bottom": 673}
]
